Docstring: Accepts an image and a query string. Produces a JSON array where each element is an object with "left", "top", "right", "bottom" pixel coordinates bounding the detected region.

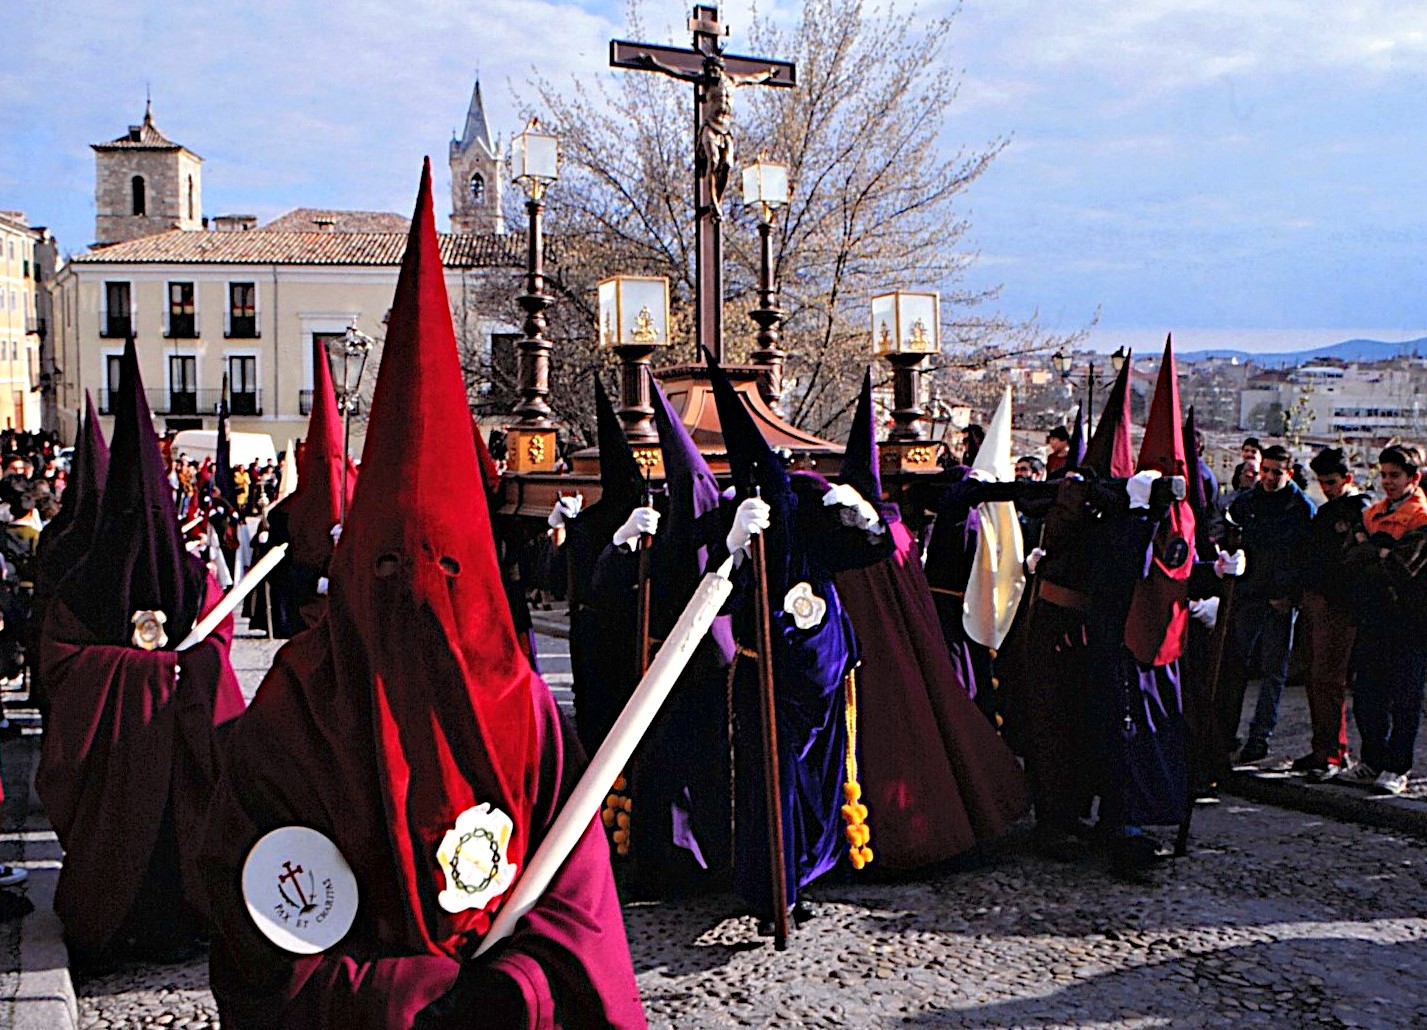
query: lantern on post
[
  {"left": 504, "top": 118, "right": 561, "bottom": 473},
  {"left": 871, "top": 290, "right": 941, "bottom": 473},
  {"left": 742, "top": 156, "right": 789, "bottom": 412},
  {"left": 599, "top": 275, "right": 670, "bottom": 444}
]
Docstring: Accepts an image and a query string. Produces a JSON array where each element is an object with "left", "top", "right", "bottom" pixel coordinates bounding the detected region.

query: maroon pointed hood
[
  {"left": 286, "top": 335, "right": 357, "bottom": 567},
  {"left": 59, "top": 339, "right": 206, "bottom": 646},
  {"left": 1085, "top": 351, "right": 1135, "bottom": 479},
  {"left": 324, "top": 160, "right": 541, "bottom": 949}
]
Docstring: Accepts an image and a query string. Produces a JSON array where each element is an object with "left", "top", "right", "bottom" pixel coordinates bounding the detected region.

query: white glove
[
  {"left": 316, "top": 576, "right": 330, "bottom": 596},
  {"left": 1214, "top": 548, "right": 1246, "bottom": 578},
  {"left": 613, "top": 506, "right": 660, "bottom": 549},
  {"left": 822, "top": 484, "right": 882, "bottom": 535},
  {"left": 330, "top": 523, "right": 343, "bottom": 544},
  {"left": 1188, "top": 596, "right": 1220, "bottom": 629},
  {"left": 256, "top": 530, "right": 269, "bottom": 545},
  {"left": 1026, "top": 547, "right": 1046, "bottom": 575},
  {"left": 547, "top": 494, "right": 584, "bottom": 528},
  {"left": 1127, "top": 469, "right": 1162, "bottom": 510},
  {"left": 726, "top": 496, "right": 772, "bottom": 557}
]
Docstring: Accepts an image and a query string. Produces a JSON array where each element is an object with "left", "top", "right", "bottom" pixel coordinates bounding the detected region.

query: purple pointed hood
[
  {"left": 839, "top": 368, "right": 899, "bottom": 523},
  {"left": 36, "top": 392, "right": 111, "bottom": 594},
  {"left": 1067, "top": 403, "right": 1087, "bottom": 470}
]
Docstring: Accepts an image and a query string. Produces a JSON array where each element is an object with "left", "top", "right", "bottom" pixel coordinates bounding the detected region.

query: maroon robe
[
  {"left": 37, "top": 576, "right": 244, "bottom": 951},
  {"left": 836, "top": 521, "right": 1029, "bottom": 869},
  {"left": 202, "top": 628, "right": 642, "bottom": 1029}
]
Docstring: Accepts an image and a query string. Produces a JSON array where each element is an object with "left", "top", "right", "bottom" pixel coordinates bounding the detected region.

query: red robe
[
  {"left": 836, "top": 521, "right": 1029, "bottom": 869},
  {"left": 201, "top": 625, "right": 645, "bottom": 1030},
  {"left": 36, "top": 576, "right": 244, "bottom": 951}
]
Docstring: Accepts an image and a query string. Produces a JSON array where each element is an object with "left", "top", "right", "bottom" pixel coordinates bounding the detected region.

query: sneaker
[
  {"left": 0, "top": 865, "right": 28, "bottom": 888},
  {"left": 1237, "top": 739, "right": 1270, "bottom": 764},
  {"left": 1338, "top": 762, "right": 1380, "bottom": 786},
  {"left": 1289, "top": 753, "right": 1329, "bottom": 774},
  {"left": 1309, "top": 762, "right": 1346, "bottom": 783},
  {"left": 1374, "top": 771, "right": 1410, "bottom": 796}
]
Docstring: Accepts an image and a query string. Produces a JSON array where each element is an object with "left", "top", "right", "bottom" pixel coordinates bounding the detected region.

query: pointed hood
[
  {"left": 36, "top": 393, "right": 111, "bottom": 597},
  {"left": 963, "top": 385, "right": 1026, "bottom": 649},
  {"left": 706, "top": 347, "right": 797, "bottom": 597},
  {"left": 59, "top": 338, "right": 207, "bottom": 646},
  {"left": 595, "top": 377, "right": 644, "bottom": 511},
  {"left": 40, "top": 393, "right": 109, "bottom": 550},
  {"left": 1125, "top": 334, "right": 1196, "bottom": 666},
  {"left": 1066, "top": 403, "right": 1087, "bottom": 472},
  {"left": 1085, "top": 351, "right": 1134, "bottom": 479},
  {"left": 650, "top": 372, "right": 735, "bottom": 661},
  {"left": 839, "top": 368, "right": 899, "bottom": 522},
  {"left": 285, "top": 335, "right": 358, "bottom": 566},
  {"left": 1182, "top": 406, "right": 1207, "bottom": 514},
  {"left": 325, "top": 160, "right": 540, "bottom": 947},
  {"left": 214, "top": 381, "right": 237, "bottom": 507},
  {"left": 472, "top": 421, "right": 502, "bottom": 499},
  {"left": 277, "top": 439, "right": 298, "bottom": 501}
]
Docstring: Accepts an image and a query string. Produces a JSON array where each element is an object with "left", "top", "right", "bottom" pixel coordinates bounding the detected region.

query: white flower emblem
[
  {"left": 783, "top": 581, "right": 827, "bottom": 630},
  {"left": 436, "top": 803, "right": 518, "bottom": 914},
  {"left": 130, "top": 610, "right": 168, "bottom": 651}
]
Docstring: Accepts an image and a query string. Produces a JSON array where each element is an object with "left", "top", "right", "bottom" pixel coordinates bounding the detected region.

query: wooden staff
[
  {"left": 748, "top": 484, "right": 790, "bottom": 951},
  {"left": 635, "top": 472, "right": 655, "bottom": 674}
]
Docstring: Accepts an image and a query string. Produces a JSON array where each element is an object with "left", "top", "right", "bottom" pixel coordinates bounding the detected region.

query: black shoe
[
  {"left": 1237, "top": 739, "right": 1270, "bottom": 764},
  {"left": 1032, "top": 828, "right": 1086, "bottom": 862},
  {"left": 1109, "top": 838, "right": 1160, "bottom": 885},
  {"left": 1289, "top": 753, "right": 1328, "bottom": 774},
  {"left": 792, "top": 899, "right": 818, "bottom": 926}
]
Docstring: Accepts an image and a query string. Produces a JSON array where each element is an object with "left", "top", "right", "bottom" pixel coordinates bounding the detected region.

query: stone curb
[
  {"left": 1222, "top": 768, "right": 1427, "bottom": 842},
  {"left": 3, "top": 728, "right": 78, "bottom": 1030}
]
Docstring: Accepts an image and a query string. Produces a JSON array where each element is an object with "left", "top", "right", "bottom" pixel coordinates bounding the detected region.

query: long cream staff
[
  {"left": 475, "top": 557, "right": 735, "bottom": 956},
  {"left": 176, "top": 543, "right": 289, "bottom": 651}
]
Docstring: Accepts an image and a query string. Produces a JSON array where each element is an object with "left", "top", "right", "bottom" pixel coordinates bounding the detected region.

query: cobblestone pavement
[{"left": 70, "top": 632, "right": 1427, "bottom": 1029}]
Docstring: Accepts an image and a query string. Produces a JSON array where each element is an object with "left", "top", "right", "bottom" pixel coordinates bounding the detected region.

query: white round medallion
[{"left": 242, "top": 826, "right": 359, "bottom": 955}]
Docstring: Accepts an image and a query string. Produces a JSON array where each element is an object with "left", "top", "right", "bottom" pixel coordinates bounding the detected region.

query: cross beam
[{"left": 610, "top": 5, "right": 795, "bottom": 364}]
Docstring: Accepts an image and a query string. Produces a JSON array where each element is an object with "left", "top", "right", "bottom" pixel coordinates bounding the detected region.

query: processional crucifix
[{"left": 611, "top": 5, "right": 796, "bottom": 363}]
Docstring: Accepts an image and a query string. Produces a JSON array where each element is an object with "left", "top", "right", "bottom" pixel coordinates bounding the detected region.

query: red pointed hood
[
  {"left": 1126, "top": 334, "right": 1196, "bottom": 666},
  {"left": 472, "top": 420, "right": 502, "bottom": 498},
  {"left": 285, "top": 335, "right": 357, "bottom": 567},
  {"left": 325, "top": 159, "right": 540, "bottom": 949}
]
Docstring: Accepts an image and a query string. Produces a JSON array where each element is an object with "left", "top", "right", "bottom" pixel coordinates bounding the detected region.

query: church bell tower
[
  {"left": 450, "top": 79, "right": 505, "bottom": 235},
  {"left": 92, "top": 100, "right": 203, "bottom": 246}
]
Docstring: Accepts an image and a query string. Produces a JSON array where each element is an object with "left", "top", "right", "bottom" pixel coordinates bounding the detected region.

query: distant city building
[
  {"left": 1237, "top": 359, "right": 1427, "bottom": 440},
  {"left": 449, "top": 80, "right": 505, "bottom": 235},
  {"left": 0, "top": 210, "right": 50, "bottom": 432},
  {"left": 50, "top": 87, "right": 532, "bottom": 446}
]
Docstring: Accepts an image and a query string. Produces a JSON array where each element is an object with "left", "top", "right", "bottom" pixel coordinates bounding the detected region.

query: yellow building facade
[{"left": 0, "top": 211, "right": 43, "bottom": 432}]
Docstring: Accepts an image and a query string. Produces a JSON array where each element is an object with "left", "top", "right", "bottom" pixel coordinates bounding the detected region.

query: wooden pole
[
  {"left": 749, "top": 487, "right": 790, "bottom": 950},
  {"left": 635, "top": 474, "right": 655, "bottom": 674}
]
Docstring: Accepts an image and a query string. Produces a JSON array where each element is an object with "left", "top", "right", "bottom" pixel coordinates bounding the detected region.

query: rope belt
[{"left": 928, "top": 587, "right": 966, "bottom": 599}]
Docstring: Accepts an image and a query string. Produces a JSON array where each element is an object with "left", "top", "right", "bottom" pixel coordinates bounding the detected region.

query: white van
[{"left": 170, "top": 429, "right": 279, "bottom": 468}]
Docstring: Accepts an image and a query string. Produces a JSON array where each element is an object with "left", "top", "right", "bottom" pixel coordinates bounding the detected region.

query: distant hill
[{"left": 1177, "top": 337, "right": 1427, "bottom": 367}]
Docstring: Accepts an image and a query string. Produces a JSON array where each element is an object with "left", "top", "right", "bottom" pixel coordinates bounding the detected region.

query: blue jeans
[
  {"left": 1233, "top": 601, "right": 1298, "bottom": 746},
  {"left": 1352, "top": 620, "right": 1427, "bottom": 775}
]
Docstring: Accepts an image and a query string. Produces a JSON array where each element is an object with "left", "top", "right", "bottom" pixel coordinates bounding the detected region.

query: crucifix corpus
[{"left": 611, "top": 4, "right": 796, "bottom": 364}]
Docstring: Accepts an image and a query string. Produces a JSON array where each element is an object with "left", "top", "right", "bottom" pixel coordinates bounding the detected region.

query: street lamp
[
  {"left": 871, "top": 290, "right": 938, "bottom": 442},
  {"left": 505, "top": 118, "right": 561, "bottom": 473},
  {"left": 743, "top": 156, "right": 789, "bottom": 412},
  {"left": 599, "top": 275, "right": 670, "bottom": 444},
  {"left": 1051, "top": 349, "right": 1072, "bottom": 378},
  {"left": 1110, "top": 346, "right": 1127, "bottom": 372},
  {"left": 329, "top": 323, "right": 373, "bottom": 524}
]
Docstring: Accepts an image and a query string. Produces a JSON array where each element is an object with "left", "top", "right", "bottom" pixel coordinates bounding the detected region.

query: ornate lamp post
[
  {"left": 505, "top": 118, "right": 561, "bottom": 473},
  {"left": 329, "top": 323, "right": 373, "bottom": 524},
  {"left": 599, "top": 275, "right": 670, "bottom": 446},
  {"left": 872, "top": 289, "right": 941, "bottom": 473},
  {"left": 742, "top": 156, "right": 789, "bottom": 412}
]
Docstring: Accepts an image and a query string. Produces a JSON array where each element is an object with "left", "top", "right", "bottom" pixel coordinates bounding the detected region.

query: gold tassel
[
  {"left": 602, "top": 772, "right": 632, "bottom": 856},
  {"left": 840, "top": 665, "right": 873, "bottom": 869}
]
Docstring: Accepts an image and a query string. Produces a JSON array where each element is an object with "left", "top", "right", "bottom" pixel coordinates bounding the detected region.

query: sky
[{"left": 4, "top": 0, "right": 1426, "bottom": 354}]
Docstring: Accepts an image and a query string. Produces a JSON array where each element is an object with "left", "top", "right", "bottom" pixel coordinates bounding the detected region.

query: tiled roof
[
  {"left": 71, "top": 229, "right": 529, "bottom": 268},
  {"left": 92, "top": 103, "right": 189, "bottom": 152},
  {"left": 261, "top": 209, "right": 411, "bottom": 233}
]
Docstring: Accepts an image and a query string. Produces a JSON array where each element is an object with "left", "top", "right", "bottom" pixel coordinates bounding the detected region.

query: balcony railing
[
  {"left": 299, "top": 389, "right": 360, "bottom": 417},
  {"left": 96, "top": 388, "right": 263, "bottom": 416},
  {"left": 226, "top": 316, "right": 260, "bottom": 339},
  {"left": 101, "top": 315, "right": 133, "bottom": 339},
  {"left": 165, "top": 316, "right": 198, "bottom": 339}
]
